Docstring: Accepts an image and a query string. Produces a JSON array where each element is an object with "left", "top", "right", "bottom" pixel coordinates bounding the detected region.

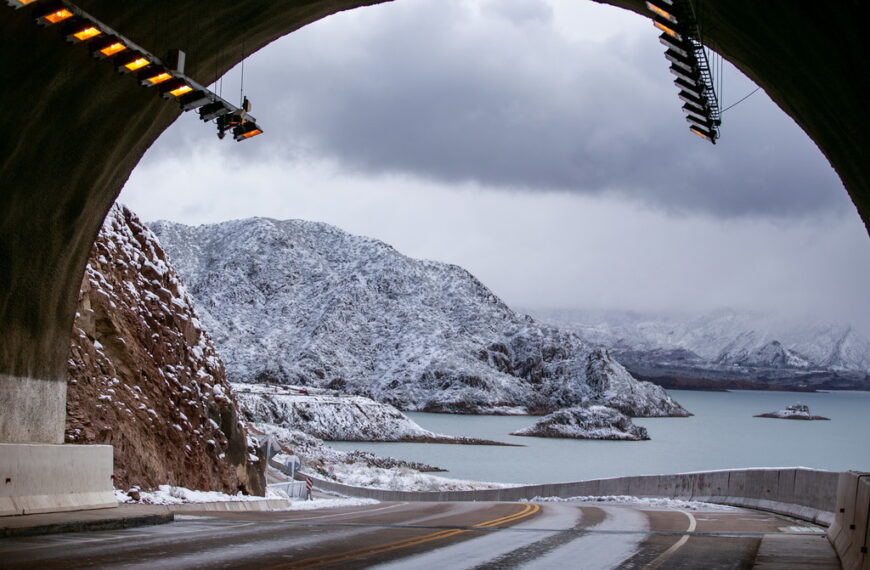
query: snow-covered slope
[
  {"left": 511, "top": 405, "right": 650, "bottom": 440},
  {"left": 258, "top": 424, "right": 508, "bottom": 491},
  {"left": 531, "top": 308, "right": 870, "bottom": 389},
  {"left": 234, "top": 383, "right": 505, "bottom": 443},
  {"left": 151, "top": 217, "right": 687, "bottom": 416}
]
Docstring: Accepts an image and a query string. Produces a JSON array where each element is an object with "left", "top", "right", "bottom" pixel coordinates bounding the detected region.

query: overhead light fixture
[
  {"left": 233, "top": 121, "right": 263, "bottom": 141},
  {"left": 159, "top": 78, "right": 193, "bottom": 98},
  {"left": 645, "top": 1, "right": 678, "bottom": 24},
  {"left": 685, "top": 114, "right": 714, "bottom": 129},
  {"left": 198, "top": 101, "right": 231, "bottom": 122},
  {"left": 682, "top": 102, "right": 707, "bottom": 120},
  {"left": 35, "top": 4, "right": 73, "bottom": 25},
  {"left": 673, "top": 77, "right": 704, "bottom": 97},
  {"left": 114, "top": 52, "right": 150, "bottom": 73},
  {"left": 64, "top": 20, "right": 103, "bottom": 42},
  {"left": 689, "top": 125, "right": 716, "bottom": 143},
  {"left": 653, "top": 19, "right": 682, "bottom": 41},
  {"left": 665, "top": 49, "right": 694, "bottom": 72},
  {"left": 6, "top": 0, "right": 39, "bottom": 8},
  {"left": 89, "top": 36, "right": 127, "bottom": 58},
  {"left": 658, "top": 34, "right": 690, "bottom": 58},
  {"left": 678, "top": 90, "right": 706, "bottom": 107},
  {"left": 178, "top": 90, "right": 212, "bottom": 111},
  {"left": 138, "top": 66, "right": 172, "bottom": 86},
  {"left": 669, "top": 65, "right": 699, "bottom": 84}
]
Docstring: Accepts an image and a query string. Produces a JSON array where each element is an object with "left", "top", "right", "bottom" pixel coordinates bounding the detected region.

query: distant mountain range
[
  {"left": 150, "top": 217, "right": 687, "bottom": 416},
  {"left": 529, "top": 309, "right": 870, "bottom": 391}
]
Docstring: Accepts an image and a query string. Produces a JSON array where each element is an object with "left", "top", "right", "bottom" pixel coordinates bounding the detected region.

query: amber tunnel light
[
  {"left": 90, "top": 36, "right": 127, "bottom": 58},
  {"left": 233, "top": 122, "right": 263, "bottom": 142},
  {"left": 138, "top": 67, "right": 172, "bottom": 86},
  {"left": 159, "top": 78, "right": 193, "bottom": 98},
  {"left": 114, "top": 52, "right": 150, "bottom": 73},
  {"left": 65, "top": 22, "right": 102, "bottom": 42},
  {"left": 653, "top": 20, "right": 682, "bottom": 41},
  {"left": 646, "top": 1, "right": 677, "bottom": 24},
  {"left": 689, "top": 125, "right": 716, "bottom": 143},
  {"left": 36, "top": 6, "right": 73, "bottom": 25},
  {"left": 6, "top": 0, "right": 38, "bottom": 8}
]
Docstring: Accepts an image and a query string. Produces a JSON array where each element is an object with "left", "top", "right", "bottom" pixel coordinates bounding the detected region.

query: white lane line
[
  {"left": 278, "top": 502, "right": 408, "bottom": 522},
  {"left": 644, "top": 509, "right": 697, "bottom": 569},
  {"left": 523, "top": 505, "right": 649, "bottom": 570},
  {"left": 370, "top": 503, "right": 580, "bottom": 569}
]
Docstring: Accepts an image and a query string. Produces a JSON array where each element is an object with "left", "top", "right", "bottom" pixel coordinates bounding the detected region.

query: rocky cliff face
[
  {"left": 65, "top": 204, "right": 265, "bottom": 494},
  {"left": 151, "top": 217, "right": 687, "bottom": 417}
]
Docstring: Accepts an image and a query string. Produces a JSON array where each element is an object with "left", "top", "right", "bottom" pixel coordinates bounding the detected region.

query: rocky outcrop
[
  {"left": 754, "top": 404, "right": 830, "bottom": 421},
  {"left": 511, "top": 405, "right": 650, "bottom": 441},
  {"left": 585, "top": 349, "right": 690, "bottom": 417},
  {"left": 151, "top": 217, "right": 689, "bottom": 417},
  {"left": 234, "top": 383, "right": 509, "bottom": 444},
  {"left": 65, "top": 204, "right": 265, "bottom": 494}
]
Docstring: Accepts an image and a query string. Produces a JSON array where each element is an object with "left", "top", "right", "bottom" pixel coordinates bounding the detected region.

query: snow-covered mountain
[
  {"left": 530, "top": 309, "right": 870, "bottom": 389},
  {"left": 150, "top": 217, "right": 687, "bottom": 417}
]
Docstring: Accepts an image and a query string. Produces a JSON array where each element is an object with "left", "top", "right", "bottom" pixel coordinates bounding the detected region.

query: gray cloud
[{"left": 151, "top": 0, "right": 850, "bottom": 219}]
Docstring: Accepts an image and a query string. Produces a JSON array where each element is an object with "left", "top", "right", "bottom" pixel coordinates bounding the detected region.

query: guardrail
[
  {"left": 828, "top": 471, "right": 869, "bottom": 570},
  {"left": 292, "top": 468, "right": 838, "bottom": 527}
]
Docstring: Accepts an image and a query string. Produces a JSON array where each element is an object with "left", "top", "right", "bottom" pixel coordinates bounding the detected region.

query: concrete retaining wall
[
  {"left": 0, "top": 443, "right": 116, "bottom": 516},
  {"left": 294, "top": 467, "right": 838, "bottom": 526},
  {"left": 828, "top": 471, "right": 870, "bottom": 570}
]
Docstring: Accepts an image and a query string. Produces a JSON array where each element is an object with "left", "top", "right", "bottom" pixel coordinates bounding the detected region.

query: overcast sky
[{"left": 119, "top": 0, "right": 870, "bottom": 329}]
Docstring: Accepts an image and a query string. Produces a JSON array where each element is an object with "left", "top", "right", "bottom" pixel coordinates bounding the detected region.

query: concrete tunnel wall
[{"left": 0, "top": 1, "right": 868, "bottom": 444}]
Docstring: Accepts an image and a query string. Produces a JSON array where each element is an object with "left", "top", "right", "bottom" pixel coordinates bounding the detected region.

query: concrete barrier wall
[
  {"left": 284, "top": 467, "right": 838, "bottom": 526},
  {"left": 0, "top": 443, "right": 116, "bottom": 516},
  {"left": 169, "top": 498, "right": 291, "bottom": 513},
  {"left": 828, "top": 472, "right": 870, "bottom": 570}
]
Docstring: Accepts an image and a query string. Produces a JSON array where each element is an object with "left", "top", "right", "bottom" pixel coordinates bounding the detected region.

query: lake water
[{"left": 329, "top": 390, "right": 870, "bottom": 485}]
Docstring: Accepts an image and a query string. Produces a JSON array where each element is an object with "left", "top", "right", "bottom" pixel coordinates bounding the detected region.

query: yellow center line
[{"left": 269, "top": 503, "right": 541, "bottom": 569}]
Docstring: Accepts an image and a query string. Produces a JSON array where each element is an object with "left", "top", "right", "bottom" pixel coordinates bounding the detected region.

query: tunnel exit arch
[{"left": 0, "top": 0, "right": 867, "bottom": 448}]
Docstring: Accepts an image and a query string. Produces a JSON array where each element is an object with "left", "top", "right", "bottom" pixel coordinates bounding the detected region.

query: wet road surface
[{"left": 0, "top": 501, "right": 840, "bottom": 569}]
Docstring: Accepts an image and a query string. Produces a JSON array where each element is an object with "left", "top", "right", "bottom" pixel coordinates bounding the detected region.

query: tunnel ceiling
[{"left": 0, "top": 0, "right": 867, "bottom": 385}]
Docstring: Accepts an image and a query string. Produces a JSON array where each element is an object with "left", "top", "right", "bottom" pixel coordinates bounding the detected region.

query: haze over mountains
[
  {"left": 531, "top": 309, "right": 870, "bottom": 390},
  {"left": 151, "top": 217, "right": 687, "bottom": 417}
]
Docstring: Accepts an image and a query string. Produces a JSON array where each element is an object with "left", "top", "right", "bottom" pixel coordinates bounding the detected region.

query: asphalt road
[{"left": 0, "top": 501, "right": 840, "bottom": 569}]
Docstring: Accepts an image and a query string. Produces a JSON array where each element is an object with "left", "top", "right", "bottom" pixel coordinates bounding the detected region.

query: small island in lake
[
  {"left": 754, "top": 403, "right": 830, "bottom": 421},
  {"left": 511, "top": 405, "right": 650, "bottom": 440}
]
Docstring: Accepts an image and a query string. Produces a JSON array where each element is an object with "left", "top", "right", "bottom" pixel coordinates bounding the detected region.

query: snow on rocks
[
  {"left": 66, "top": 203, "right": 264, "bottom": 495},
  {"left": 754, "top": 403, "right": 830, "bottom": 420},
  {"left": 585, "top": 349, "right": 690, "bottom": 417},
  {"left": 234, "top": 383, "right": 512, "bottom": 444},
  {"left": 511, "top": 405, "right": 650, "bottom": 440},
  {"left": 257, "top": 424, "right": 509, "bottom": 492},
  {"left": 114, "top": 485, "right": 283, "bottom": 506},
  {"left": 151, "top": 217, "right": 688, "bottom": 418}
]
